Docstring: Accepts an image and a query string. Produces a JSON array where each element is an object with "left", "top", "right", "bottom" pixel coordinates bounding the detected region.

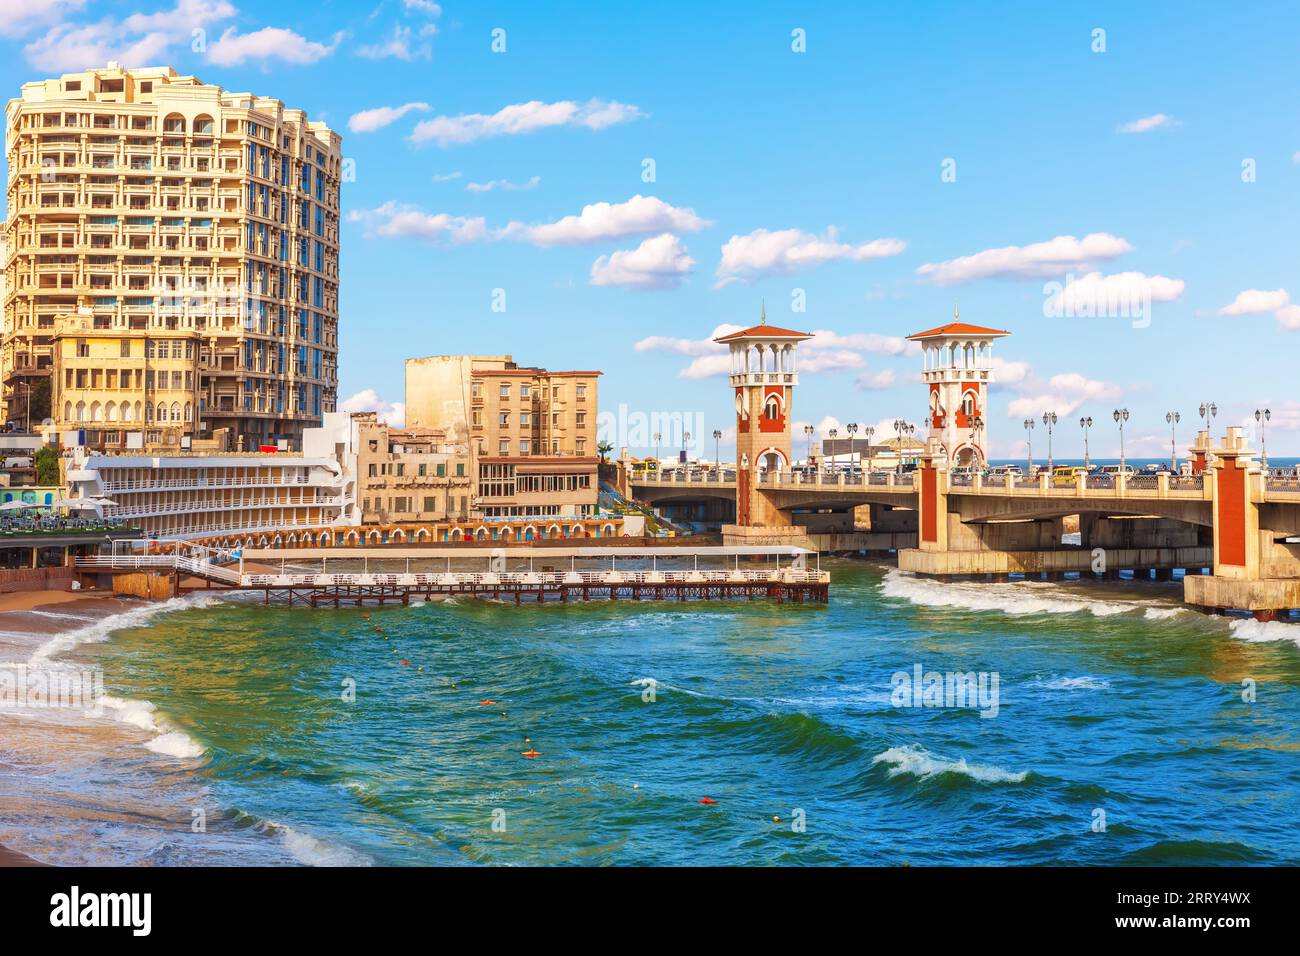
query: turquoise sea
[{"left": 3, "top": 559, "right": 1299, "bottom": 865}]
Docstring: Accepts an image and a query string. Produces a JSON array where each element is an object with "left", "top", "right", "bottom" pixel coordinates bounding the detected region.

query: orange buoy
[
  {"left": 522, "top": 748, "right": 541, "bottom": 758},
  {"left": 479, "top": 699, "right": 496, "bottom": 705},
  {"left": 400, "top": 660, "right": 411, "bottom": 666},
  {"left": 698, "top": 796, "right": 717, "bottom": 805}
]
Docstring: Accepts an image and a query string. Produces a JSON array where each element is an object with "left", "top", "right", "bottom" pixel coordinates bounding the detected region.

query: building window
[{"left": 499, "top": 440, "right": 510, "bottom": 455}]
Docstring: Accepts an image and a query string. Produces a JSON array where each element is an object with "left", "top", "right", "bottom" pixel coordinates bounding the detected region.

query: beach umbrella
[{"left": 0, "top": 500, "right": 37, "bottom": 511}]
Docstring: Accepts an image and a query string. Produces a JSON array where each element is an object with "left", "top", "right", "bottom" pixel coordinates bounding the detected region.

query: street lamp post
[
  {"left": 863, "top": 425, "right": 876, "bottom": 475},
  {"left": 893, "top": 419, "right": 914, "bottom": 474},
  {"left": 1023, "top": 418, "right": 1035, "bottom": 473},
  {"left": 1079, "top": 416, "right": 1093, "bottom": 470},
  {"left": 1198, "top": 402, "right": 1217, "bottom": 439},
  {"left": 803, "top": 424, "right": 814, "bottom": 468},
  {"left": 828, "top": 428, "right": 838, "bottom": 472},
  {"left": 712, "top": 429, "right": 722, "bottom": 476},
  {"left": 1042, "top": 411, "right": 1058, "bottom": 474},
  {"left": 971, "top": 415, "right": 984, "bottom": 469},
  {"left": 1165, "top": 411, "right": 1180, "bottom": 472},
  {"left": 653, "top": 431, "right": 661, "bottom": 472},
  {"left": 1255, "top": 408, "right": 1271, "bottom": 468},
  {"left": 846, "top": 423, "right": 858, "bottom": 473},
  {"left": 1113, "top": 408, "right": 1130, "bottom": 473},
  {"left": 682, "top": 431, "right": 691, "bottom": 467}
]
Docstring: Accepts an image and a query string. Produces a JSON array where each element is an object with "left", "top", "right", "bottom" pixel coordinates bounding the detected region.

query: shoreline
[{"left": 0, "top": 843, "right": 46, "bottom": 867}]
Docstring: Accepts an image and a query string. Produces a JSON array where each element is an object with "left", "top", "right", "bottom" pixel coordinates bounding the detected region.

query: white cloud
[
  {"left": 358, "top": 23, "right": 435, "bottom": 61},
  {"left": 716, "top": 227, "right": 905, "bottom": 286},
  {"left": 340, "top": 389, "right": 405, "bottom": 428},
  {"left": 431, "top": 171, "right": 462, "bottom": 183},
  {"left": 1006, "top": 372, "right": 1121, "bottom": 419},
  {"left": 799, "top": 349, "right": 865, "bottom": 373},
  {"left": 208, "top": 26, "right": 343, "bottom": 66},
  {"left": 348, "top": 202, "right": 487, "bottom": 243},
  {"left": 590, "top": 234, "right": 695, "bottom": 290},
  {"left": 1044, "top": 271, "right": 1185, "bottom": 314},
  {"left": 990, "top": 357, "right": 1031, "bottom": 385},
  {"left": 1117, "top": 113, "right": 1180, "bottom": 134},
  {"left": 635, "top": 323, "right": 913, "bottom": 380},
  {"left": 347, "top": 101, "right": 431, "bottom": 134},
  {"left": 807, "top": 330, "right": 920, "bottom": 356},
  {"left": 22, "top": 0, "right": 235, "bottom": 70},
  {"left": 1217, "top": 288, "right": 1290, "bottom": 316},
  {"left": 410, "top": 98, "right": 644, "bottom": 146},
  {"left": 0, "top": 0, "right": 86, "bottom": 38},
  {"left": 917, "top": 233, "right": 1134, "bottom": 285},
  {"left": 1217, "top": 287, "right": 1300, "bottom": 330},
  {"left": 504, "top": 195, "right": 709, "bottom": 247},
  {"left": 465, "top": 175, "right": 540, "bottom": 193},
  {"left": 855, "top": 369, "right": 897, "bottom": 390},
  {"left": 404, "top": 0, "right": 441, "bottom": 13},
  {"left": 678, "top": 354, "right": 734, "bottom": 380},
  {"left": 348, "top": 194, "right": 705, "bottom": 250},
  {"left": 1293, "top": 150, "right": 1300, "bottom": 165},
  {"left": 634, "top": 324, "right": 744, "bottom": 357}
]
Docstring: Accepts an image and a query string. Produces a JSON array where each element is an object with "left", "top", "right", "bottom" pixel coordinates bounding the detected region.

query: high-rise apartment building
[
  {"left": 1, "top": 63, "right": 341, "bottom": 449},
  {"left": 405, "top": 355, "right": 601, "bottom": 518}
]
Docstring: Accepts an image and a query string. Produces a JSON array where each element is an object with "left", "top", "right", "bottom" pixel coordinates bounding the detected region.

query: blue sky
[{"left": 2, "top": 1, "right": 1297, "bottom": 460}]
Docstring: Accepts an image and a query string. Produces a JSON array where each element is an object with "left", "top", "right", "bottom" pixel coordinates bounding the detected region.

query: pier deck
[{"left": 76, "top": 544, "right": 830, "bottom": 605}]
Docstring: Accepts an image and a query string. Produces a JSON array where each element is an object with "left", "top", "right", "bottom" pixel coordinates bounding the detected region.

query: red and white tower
[
  {"left": 907, "top": 311, "right": 1009, "bottom": 467},
  {"left": 716, "top": 310, "right": 812, "bottom": 526}
]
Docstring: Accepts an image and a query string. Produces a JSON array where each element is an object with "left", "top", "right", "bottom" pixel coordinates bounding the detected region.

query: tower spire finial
[
  {"left": 761, "top": 300, "right": 766, "bottom": 325},
  {"left": 954, "top": 303, "right": 959, "bottom": 321}
]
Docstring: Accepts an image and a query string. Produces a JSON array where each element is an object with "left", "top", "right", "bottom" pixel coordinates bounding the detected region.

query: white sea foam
[
  {"left": 1144, "top": 607, "right": 1185, "bottom": 620},
  {"left": 28, "top": 592, "right": 223, "bottom": 665},
  {"left": 100, "top": 694, "right": 207, "bottom": 759},
  {"left": 873, "top": 744, "right": 1028, "bottom": 784},
  {"left": 880, "top": 569, "right": 1131, "bottom": 617},
  {"left": 259, "top": 820, "right": 371, "bottom": 867},
  {"left": 143, "top": 731, "right": 205, "bottom": 758},
  {"left": 1040, "top": 675, "right": 1110, "bottom": 691},
  {"left": 1228, "top": 618, "right": 1300, "bottom": 649},
  {"left": 99, "top": 694, "right": 159, "bottom": 731}
]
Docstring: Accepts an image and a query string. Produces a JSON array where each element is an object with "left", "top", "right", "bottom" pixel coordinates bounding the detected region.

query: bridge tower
[
  {"left": 907, "top": 310, "right": 1009, "bottom": 467},
  {"left": 716, "top": 309, "right": 812, "bottom": 526}
]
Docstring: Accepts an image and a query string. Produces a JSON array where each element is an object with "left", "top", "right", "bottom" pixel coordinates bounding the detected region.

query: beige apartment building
[
  {"left": 352, "top": 412, "right": 473, "bottom": 524},
  {"left": 405, "top": 355, "right": 601, "bottom": 518},
  {"left": 1, "top": 63, "right": 341, "bottom": 450}
]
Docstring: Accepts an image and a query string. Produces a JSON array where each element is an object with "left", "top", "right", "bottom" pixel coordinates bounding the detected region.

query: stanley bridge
[{"left": 624, "top": 315, "right": 1300, "bottom": 619}]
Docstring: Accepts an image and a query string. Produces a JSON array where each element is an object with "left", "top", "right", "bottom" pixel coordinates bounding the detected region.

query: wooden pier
[{"left": 77, "top": 544, "right": 830, "bottom": 606}]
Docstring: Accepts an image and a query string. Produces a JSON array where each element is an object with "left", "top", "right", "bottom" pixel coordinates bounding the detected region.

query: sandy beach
[
  {"left": 2, "top": 584, "right": 156, "bottom": 866},
  {"left": 0, "top": 842, "right": 44, "bottom": 866}
]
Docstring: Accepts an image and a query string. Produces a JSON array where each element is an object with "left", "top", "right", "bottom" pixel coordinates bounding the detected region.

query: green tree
[{"left": 34, "top": 447, "right": 61, "bottom": 486}]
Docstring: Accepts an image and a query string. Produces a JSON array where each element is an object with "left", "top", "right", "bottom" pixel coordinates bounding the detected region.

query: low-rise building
[
  {"left": 405, "top": 354, "right": 600, "bottom": 520},
  {"left": 352, "top": 412, "right": 471, "bottom": 524},
  {"left": 67, "top": 447, "right": 344, "bottom": 538}
]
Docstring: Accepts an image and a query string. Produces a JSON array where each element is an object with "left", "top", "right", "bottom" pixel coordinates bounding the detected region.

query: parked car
[
  {"left": 1098, "top": 464, "right": 1135, "bottom": 478},
  {"left": 986, "top": 464, "right": 1023, "bottom": 480}
]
